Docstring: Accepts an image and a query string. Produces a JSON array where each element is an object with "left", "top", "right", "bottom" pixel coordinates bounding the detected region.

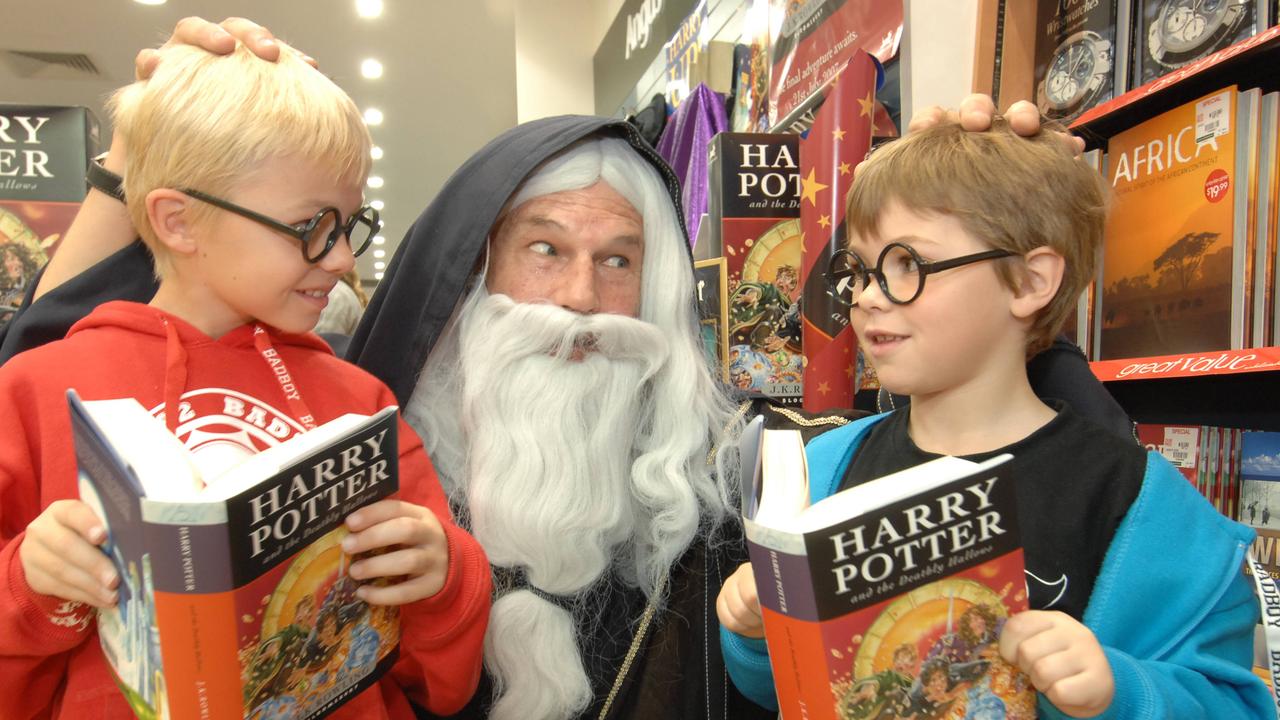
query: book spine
[
  {"left": 144, "top": 510, "right": 241, "bottom": 718},
  {"left": 698, "top": 136, "right": 724, "bottom": 261},
  {"left": 744, "top": 536, "right": 836, "bottom": 720}
]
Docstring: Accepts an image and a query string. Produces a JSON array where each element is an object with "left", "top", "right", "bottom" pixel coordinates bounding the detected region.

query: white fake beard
[{"left": 409, "top": 291, "right": 702, "bottom": 720}]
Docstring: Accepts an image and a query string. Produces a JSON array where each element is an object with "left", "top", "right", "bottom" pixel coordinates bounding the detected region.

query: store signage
[
  {"left": 594, "top": 0, "right": 697, "bottom": 115},
  {"left": 1091, "top": 346, "right": 1280, "bottom": 382}
]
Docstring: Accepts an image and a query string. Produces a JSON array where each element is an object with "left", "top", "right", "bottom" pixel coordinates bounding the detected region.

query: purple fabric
[{"left": 656, "top": 83, "right": 729, "bottom": 250}]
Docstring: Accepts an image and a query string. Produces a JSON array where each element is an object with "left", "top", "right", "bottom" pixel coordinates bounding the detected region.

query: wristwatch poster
[
  {"left": 1135, "top": 0, "right": 1257, "bottom": 85},
  {"left": 1033, "top": 0, "right": 1122, "bottom": 123}
]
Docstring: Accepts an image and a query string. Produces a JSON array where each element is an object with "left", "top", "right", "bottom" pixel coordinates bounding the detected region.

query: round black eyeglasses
[
  {"left": 825, "top": 242, "right": 1016, "bottom": 306},
  {"left": 179, "top": 188, "right": 381, "bottom": 263}
]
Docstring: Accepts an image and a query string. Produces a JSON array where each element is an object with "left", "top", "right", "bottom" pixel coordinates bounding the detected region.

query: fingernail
[
  {"left": 348, "top": 562, "right": 361, "bottom": 580},
  {"left": 346, "top": 513, "right": 361, "bottom": 527},
  {"left": 103, "top": 590, "right": 117, "bottom": 606},
  {"left": 341, "top": 537, "right": 356, "bottom": 553},
  {"left": 260, "top": 37, "right": 277, "bottom": 48},
  {"left": 89, "top": 527, "right": 106, "bottom": 544},
  {"left": 103, "top": 571, "right": 118, "bottom": 589}
]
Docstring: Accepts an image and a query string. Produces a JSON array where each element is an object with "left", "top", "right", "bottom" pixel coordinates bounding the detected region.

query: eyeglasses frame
[
  {"left": 178, "top": 187, "right": 381, "bottom": 263},
  {"left": 826, "top": 241, "right": 1018, "bottom": 306}
]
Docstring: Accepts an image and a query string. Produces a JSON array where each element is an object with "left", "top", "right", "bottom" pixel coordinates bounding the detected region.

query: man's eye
[
  {"left": 602, "top": 256, "right": 631, "bottom": 269},
  {"left": 529, "top": 241, "right": 555, "bottom": 256}
]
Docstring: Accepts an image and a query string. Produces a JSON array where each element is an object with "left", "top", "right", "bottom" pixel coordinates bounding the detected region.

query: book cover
[
  {"left": 71, "top": 393, "right": 401, "bottom": 720},
  {"left": 1241, "top": 432, "right": 1280, "bottom": 589},
  {"left": 1258, "top": 92, "right": 1279, "bottom": 347},
  {"left": 1033, "top": 0, "right": 1127, "bottom": 124},
  {"left": 694, "top": 257, "right": 730, "bottom": 383},
  {"left": 705, "top": 132, "right": 804, "bottom": 404},
  {"left": 766, "top": 0, "right": 902, "bottom": 128},
  {"left": 1131, "top": 0, "right": 1261, "bottom": 87},
  {"left": 742, "top": 426, "right": 1035, "bottom": 720},
  {"left": 0, "top": 104, "right": 99, "bottom": 323},
  {"left": 1099, "top": 86, "right": 1255, "bottom": 360},
  {"left": 1136, "top": 423, "right": 1203, "bottom": 488}
]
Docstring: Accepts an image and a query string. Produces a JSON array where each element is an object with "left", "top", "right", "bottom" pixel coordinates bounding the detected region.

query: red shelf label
[
  {"left": 1091, "top": 347, "right": 1280, "bottom": 382},
  {"left": 1072, "top": 25, "right": 1280, "bottom": 129}
]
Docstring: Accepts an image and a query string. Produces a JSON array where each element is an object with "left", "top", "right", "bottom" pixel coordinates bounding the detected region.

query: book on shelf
[
  {"left": 1033, "top": 0, "right": 1131, "bottom": 124},
  {"left": 1257, "top": 92, "right": 1279, "bottom": 347},
  {"left": 702, "top": 132, "right": 804, "bottom": 404},
  {"left": 0, "top": 104, "right": 100, "bottom": 325},
  {"left": 1098, "top": 85, "right": 1258, "bottom": 360},
  {"left": 69, "top": 390, "right": 402, "bottom": 720},
  {"left": 1130, "top": 0, "right": 1269, "bottom": 89},
  {"left": 1240, "top": 430, "right": 1280, "bottom": 570},
  {"left": 739, "top": 417, "right": 1036, "bottom": 720}
]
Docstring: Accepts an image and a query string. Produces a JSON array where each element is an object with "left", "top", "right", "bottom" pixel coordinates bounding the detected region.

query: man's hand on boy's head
[
  {"left": 999, "top": 610, "right": 1114, "bottom": 717},
  {"left": 340, "top": 499, "right": 449, "bottom": 606},
  {"left": 905, "top": 93, "right": 1086, "bottom": 156},
  {"left": 716, "top": 562, "right": 766, "bottom": 639},
  {"left": 135, "top": 16, "right": 317, "bottom": 82},
  {"left": 19, "top": 499, "right": 119, "bottom": 608}
]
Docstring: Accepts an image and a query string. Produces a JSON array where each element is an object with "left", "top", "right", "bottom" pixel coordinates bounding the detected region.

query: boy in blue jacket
[{"left": 716, "top": 118, "right": 1271, "bottom": 719}]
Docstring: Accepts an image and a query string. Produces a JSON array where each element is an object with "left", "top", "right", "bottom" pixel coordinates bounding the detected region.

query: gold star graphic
[
  {"left": 839, "top": 161, "right": 852, "bottom": 176},
  {"left": 845, "top": 365, "right": 855, "bottom": 378},
  {"left": 858, "top": 90, "right": 875, "bottom": 118},
  {"left": 818, "top": 214, "right": 831, "bottom": 229},
  {"left": 818, "top": 381, "right": 831, "bottom": 395},
  {"left": 832, "top": 127, "right": 846, "bottom": 141},
  {"left": 800, "top": 168, "right": 829, "bottom": 207}
]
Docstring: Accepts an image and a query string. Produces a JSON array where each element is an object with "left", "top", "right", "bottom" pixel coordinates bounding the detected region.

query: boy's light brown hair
[
  {"left": 845, "top": 117, "right": 1107, "bottom": 356},
  {"left": 109, "top": 42, "right": 372, "bottom": 279}
]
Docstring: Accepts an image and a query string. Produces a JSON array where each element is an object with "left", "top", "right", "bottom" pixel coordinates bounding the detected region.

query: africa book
[
  {"left": 740, "top": 419, "right": 1035, "bottom": 720},
  {"left": 69, "top": 391, "right": 401, "bottom": 720},
  {"left": 1098, "top": 86, "right": 1258, "bottom": 360}
]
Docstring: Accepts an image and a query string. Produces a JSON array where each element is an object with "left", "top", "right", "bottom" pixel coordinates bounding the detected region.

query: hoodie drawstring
[
  {"left": 162, "top": 319, "right": 188, "bottom": 435},
  {"left": 252, "top": 325, "right": 318, "bottom": 431}
]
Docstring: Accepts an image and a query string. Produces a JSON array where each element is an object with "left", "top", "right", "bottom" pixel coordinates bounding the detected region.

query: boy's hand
[
  {"left": 999, "top": 610, "right": 1114, "bottom": 718},
  {"left": 341, "top": 499, "right": 449, "bottom": 606},
  {"left": 136, "top": 16, "right": 316, "bottom": 81},
  {"left": 907, "top": 93, "right": 1086, "bottom": 156},
  {"left": 19, "top": 500, "right": 118, "bottom": 608},
  {"left": 716, "top": 562, "right": 765, "bottom": 639}
]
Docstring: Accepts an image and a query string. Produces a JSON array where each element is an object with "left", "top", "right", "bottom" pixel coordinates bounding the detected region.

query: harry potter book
[
  {"left": 69, "top": 391, "right": 401, "bottom": 720},
  {"left": 740, "top": 420, "right": 1035, "bottom": 720},
  {"left": 702, "top": 132, "right": 803, "bottom": 404},
  {"left": 0, "top": 104, "right": 99, "bottom": 325},
  {"left": 1098, "top": 86, "right": 1258, "bottom": 360}
]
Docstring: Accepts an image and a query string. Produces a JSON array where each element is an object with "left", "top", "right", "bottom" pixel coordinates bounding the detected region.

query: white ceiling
[{"left": 2, "top": 0, "right": 527, "bottom": 285}]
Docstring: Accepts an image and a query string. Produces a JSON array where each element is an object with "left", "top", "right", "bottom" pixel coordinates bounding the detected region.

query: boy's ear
[
  {"left": 145, "top": 189, "right": 199, "bottom": 256},
  {"left": 1009, "top": 246, "right": 1064, "bottom": 319}
]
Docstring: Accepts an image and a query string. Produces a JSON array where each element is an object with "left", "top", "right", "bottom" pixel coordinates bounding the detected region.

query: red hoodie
[{"left": 0, "top": 301, "right": 491, "bottom": 719}]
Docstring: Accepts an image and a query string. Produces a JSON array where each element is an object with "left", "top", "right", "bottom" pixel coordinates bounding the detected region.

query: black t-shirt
[{"left": 838, "top": 401, "right": 1146, "bottom": 620}]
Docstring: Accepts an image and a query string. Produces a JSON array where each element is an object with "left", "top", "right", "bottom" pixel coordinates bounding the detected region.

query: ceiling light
[
  {"left": 373, "top": 249, "right": 386, "bottom": 258},
  {"left": 370, "top": 146, "right": 383, "bottom": 160},
  {"left": 133, "top": 0, "right": 167, "bottom": 5},
  {"left": 356, "top": 0, "right": 383, "bottom": 18},
  {"left": 373, "top": 235, "right": 386, "bottom": 245},
  {"left": 367, "top": 175, "right": 384, "bottom": 188},
  {"left": 361, "top": 59, "right": 384, "bottom": 79},
  {"left": 364, "top": 108, "right": 383, "bottom": 126},
  {"left": 370, "top": 200, "right": 384, "bottom": 211},
  {"left": 374, "top": 261, "right": 387, "bottom": 270},
  {"left": 374, "top": 271, "right": 384, "bottom": 280}
]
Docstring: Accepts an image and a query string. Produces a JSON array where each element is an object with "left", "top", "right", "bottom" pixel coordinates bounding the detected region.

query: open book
[
  {"left": 739, "top": 417, "right": 1035, "bottom": 720},
  {"left": 69, "top": 390, "right": 402, "bottom": 720}
]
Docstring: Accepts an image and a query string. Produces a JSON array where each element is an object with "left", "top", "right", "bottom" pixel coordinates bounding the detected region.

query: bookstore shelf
[{"left": 1072, "top": 24, "right": 1280, "bottom": 148}]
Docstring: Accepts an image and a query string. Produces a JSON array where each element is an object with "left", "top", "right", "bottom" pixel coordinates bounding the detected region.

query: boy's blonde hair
[
  {"left": 845, "top": 118, "right": 1107, "bottom": 355},
  {"left": 109, "top": 42, "right": 372, "bottom": 278}
]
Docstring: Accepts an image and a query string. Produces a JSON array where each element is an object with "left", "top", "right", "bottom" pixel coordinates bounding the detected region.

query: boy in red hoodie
[{"left": 0, "top": 41, "right": 490, "bottom": 719}]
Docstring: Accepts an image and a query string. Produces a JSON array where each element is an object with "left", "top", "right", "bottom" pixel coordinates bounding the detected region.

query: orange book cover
[
  {"left": 1099, "top": 86, "right": 1256, "bottom": 360},
  {"left": 742, "top": 427, "right": 1035, "bottom": 720},
  {"left": 70, "top": 396, "right": 402, "bottom": 720}
]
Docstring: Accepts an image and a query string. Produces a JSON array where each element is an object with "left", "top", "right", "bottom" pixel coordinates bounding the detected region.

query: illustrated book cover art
[
  {"left": 0, "top": 104, "right": 99, "bottom": 324},
  {"left": 1033, "top": 0, "right": 1130, "bottom": 124},
  {"left": 1241, "top": 431, "right": 1280, "bottom": 565},
  {"left": 1099, "top": 86, "right": 1257, "bottom": 360},
  {"left": 1131, "top": 0, "right": 1265, "bottom": 88},
  {"left": 70, "top": 391, "right": 401, "bottom": 720},
  {"left": 703, "top": 132, "right": 804, "bottom": 404},
  {"left": 739, "top": 418, "right": 1035, "bottom": 720},
  {"left": 694, "top": 257, "right": 730, "bottom": 382}
]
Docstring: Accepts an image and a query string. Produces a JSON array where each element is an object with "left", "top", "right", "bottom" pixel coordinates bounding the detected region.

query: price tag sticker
[
  {"left": 1163, "top": 427, "right": 1200, "bottom": 469},
  {"left": 1195, "top": 91, "right": 1232, "bottom": 143}
]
